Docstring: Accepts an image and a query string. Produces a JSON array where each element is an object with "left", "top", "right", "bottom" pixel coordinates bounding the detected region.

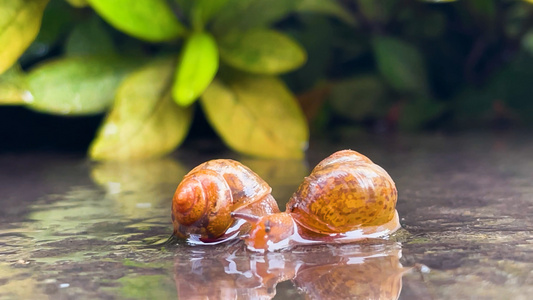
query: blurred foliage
[
  {"left": 0, "top": 0, "right": 49, "bottom": 74},
  {"left": 1, "top": 0, "right": 533, "bottom": 160},
  {"left": 89, "top": 58, "right": 193, "bottom": 160}
]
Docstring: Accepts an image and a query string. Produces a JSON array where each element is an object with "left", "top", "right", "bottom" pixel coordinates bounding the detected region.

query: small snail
[
  {"left": 171, "top": 159, "right": 280, "bottom": 243},
  {"left": 233, "top": 150, "right": 401, "bottom": 252}
]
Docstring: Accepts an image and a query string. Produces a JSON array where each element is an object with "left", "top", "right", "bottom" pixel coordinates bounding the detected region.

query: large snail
[
  {"left": 233, "top": 150, "right": 401, "bottom": 252},
  {"left": 171, "top": 159, "right": 280, "bottom": 244}
]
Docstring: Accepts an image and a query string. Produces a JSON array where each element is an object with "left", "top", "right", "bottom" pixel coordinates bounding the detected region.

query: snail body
[
  {"left": 171, "top": 159, "right": 280, "bottom": 243},
  {"left": 233, "top": 150, "right": 401, "bottom": 252}
]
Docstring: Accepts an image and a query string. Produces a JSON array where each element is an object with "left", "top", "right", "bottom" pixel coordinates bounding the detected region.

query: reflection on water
[
  {"left": 174, "top": 240, "right": 409, "bottom": 300},
  {"left": 90, "top": 158, "right": 187, "bottom": 219}
]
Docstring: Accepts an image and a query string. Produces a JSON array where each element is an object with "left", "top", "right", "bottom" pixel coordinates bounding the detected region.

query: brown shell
[
  {"left": 172, "top": 159, "right": 280, "bottom": 241},
  {"left": 287, "top": 150, "right": 397, "bottom": 234}
]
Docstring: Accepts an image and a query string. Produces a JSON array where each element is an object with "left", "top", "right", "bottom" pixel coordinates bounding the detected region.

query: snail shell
[
  {"left": 171, "top": 159, "right": 280, "bottom": 242},
  {"left": 288, "top": 150, "right": 398, "bottom": 234},
  {"left": 234, "top": 150, "right": 400, "bottom": 252}
]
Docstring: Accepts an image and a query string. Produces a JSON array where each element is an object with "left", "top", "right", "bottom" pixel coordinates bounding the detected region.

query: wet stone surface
[{"left": 0, "top": 133, "right": 532, "bottom": 299}]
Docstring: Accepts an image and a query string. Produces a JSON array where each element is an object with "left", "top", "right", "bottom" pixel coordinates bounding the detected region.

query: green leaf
[
  {"left": 172, "top": 32, "right": 218, "bottom": 106},
  {"left": 330, "top": 75, "right": 389, "bottom": 121},
  {"left": 0, "top": 65, "right": 31, "bottom": 105},
  {"left": 372, "top": 36, "right": 428, "bottom": 94},
  {"left": 90, "top": 58, "right": 193, "bottom": 161},
  {"left": 87, "top": 0, "right": 185, "bottom": 42},
  {"left": 65, "top": 16, "right": 116, "bottom": 56},
  {"left": 218, "top": 29, "right": 307, "bottom": 74},
  {"left": 212, "top": 0, "right": 303, "bottom": 35},
  {"left": 201, "top": 75, "right": 308, "bottom": 159},
  {"left": 0, "top": 0, "right": 49, "bottom": 74},
  {"left": 296, "top": 0, "right": 356, "bottom": 26},
  {"left": 27, "top": 56, "right": 138, "bottom": 115}
]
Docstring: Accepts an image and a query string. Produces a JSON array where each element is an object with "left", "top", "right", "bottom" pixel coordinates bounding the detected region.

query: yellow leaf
[
  {"left": 201, "top": 75, "right": 309, "bottom": 159},
  {"left": 0, "top": 0, "right": 49, "bottom": 74},
  {"left": 90, "top": 59, "right": 193, "bottom": 161}
]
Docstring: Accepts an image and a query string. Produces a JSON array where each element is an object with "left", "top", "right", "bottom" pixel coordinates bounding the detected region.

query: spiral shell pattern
[{"left": 172, "top": 159, "right": 279, "bottom": 241}]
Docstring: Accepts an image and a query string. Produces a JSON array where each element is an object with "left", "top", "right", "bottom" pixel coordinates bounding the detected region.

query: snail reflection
[{"left": 174, "top": 241, "right": 409, "bottom": 300}]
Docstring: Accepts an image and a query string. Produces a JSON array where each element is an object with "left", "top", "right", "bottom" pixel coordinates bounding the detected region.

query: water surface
[{"left": 1, "top": 133, "right": 532, "bottom": 299}]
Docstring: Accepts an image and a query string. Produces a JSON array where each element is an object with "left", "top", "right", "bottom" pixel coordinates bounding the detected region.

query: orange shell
[
  {"left": 172, "top": 159, "right": 280, "bottom": 241},
  {"left": 287, "top": 150, "right": 398, "bottom": 234}
]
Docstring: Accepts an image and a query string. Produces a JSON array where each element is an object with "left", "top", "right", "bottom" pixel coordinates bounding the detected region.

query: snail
[
  {"left": 171, "top": 159, "right": 280, "bottom": 244},
  {"left": 233, "top": 150, "right": 401, "bottom": 252}
]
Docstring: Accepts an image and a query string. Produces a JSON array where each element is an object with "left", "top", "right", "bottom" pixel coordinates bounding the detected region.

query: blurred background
[
  {"left": 2, "top": 2, "right": 533, "bottom": 298},
  {"left": 1, "top": 0, "right": 532, "bottom": 158}
]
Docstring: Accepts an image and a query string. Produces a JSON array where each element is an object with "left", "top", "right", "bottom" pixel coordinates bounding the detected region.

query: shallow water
[{"left": 1, "top": 133, "right": 532, "bottom": 299}]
